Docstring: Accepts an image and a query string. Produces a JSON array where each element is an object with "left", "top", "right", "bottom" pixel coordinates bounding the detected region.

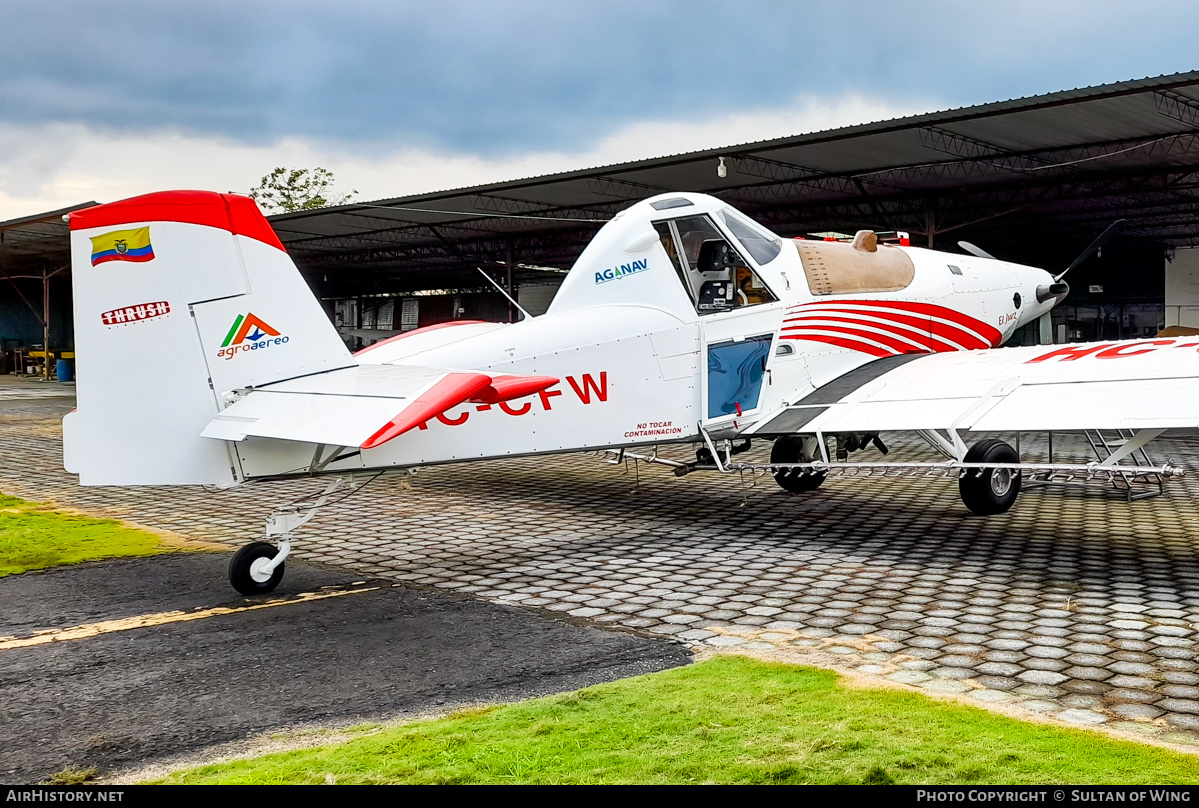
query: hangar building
[{"left": 5, "top": 71, "right": 1199, "bottom": 371}]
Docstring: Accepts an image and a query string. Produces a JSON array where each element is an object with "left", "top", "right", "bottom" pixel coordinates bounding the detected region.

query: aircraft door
[
  {"left": 651, "top": 213, "right": 785, "bottom": 428},
  {"left": 700, "top": 307, "right": 784, "bottom": 427}
]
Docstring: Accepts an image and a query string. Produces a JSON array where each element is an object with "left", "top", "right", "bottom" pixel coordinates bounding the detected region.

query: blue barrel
[{"left": 56, "top": 359, "right": 73, "bottom": 382}]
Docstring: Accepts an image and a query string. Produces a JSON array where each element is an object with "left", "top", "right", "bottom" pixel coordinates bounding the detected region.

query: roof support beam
[
  {"left": 1154, "top": 90, "right": 1199, "bottom": 126},
  {"left": 586, "top": 176, "right": 668, "bottom": 199},
  {"left": 0, "top": 264, "right": 45, "bottom": 325}
]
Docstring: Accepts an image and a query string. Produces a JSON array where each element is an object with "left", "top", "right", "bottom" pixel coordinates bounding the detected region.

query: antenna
[{"left": 477, "top": 267, "right": 533, "bottom": 321}]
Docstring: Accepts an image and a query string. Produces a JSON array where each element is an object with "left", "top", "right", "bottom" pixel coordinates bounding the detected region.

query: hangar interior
[{"left": 5, "top": 71, "right": 1199, "bottom": 370}]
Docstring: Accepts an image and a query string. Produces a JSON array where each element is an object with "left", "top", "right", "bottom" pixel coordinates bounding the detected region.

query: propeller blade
[
  {"left": 1055, "top": 219, "right": 1127, "bottom": 282},
  {"left": 958, "top": 241, "right": 995, "bottom": 260}
]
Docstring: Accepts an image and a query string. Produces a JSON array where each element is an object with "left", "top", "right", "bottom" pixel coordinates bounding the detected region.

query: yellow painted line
[{"left": 0, "top": 586, "right": 380, "bottom": 650}]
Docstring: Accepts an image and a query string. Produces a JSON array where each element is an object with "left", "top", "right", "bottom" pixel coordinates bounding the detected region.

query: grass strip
[
  {"left": 0, "top": 493, "right": 164, "bottom": 575},
  {"left": 155, "top": 655, "right": 1199, "bottom": 785}
]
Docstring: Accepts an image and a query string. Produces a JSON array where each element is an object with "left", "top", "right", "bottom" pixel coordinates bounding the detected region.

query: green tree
[{"left": 249, "top": 167, "right": 358, "bottom": 212}]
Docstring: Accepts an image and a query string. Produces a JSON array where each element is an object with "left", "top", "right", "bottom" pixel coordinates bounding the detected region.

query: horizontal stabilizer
[
  {"left": 203, "top": 392, "right": 419, "bottom": 447},
  {"left": 201, "top": 364, "right": 561, "bottom": 451}
]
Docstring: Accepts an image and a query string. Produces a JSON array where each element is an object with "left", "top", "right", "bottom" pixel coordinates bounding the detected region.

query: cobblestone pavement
[{"left": 5, "top": 378, "right": 1199, "bottom": 746}]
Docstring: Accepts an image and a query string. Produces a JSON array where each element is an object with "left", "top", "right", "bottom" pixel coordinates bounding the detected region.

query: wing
[
  {"left": 748, "top": 337, "right": 1199, "bottom": 435},
  {"left": 201, "top": 363, "right": 558, "bottom": 449}
]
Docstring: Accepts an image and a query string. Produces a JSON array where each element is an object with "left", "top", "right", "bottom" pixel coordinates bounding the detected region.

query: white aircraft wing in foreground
[
  {"left": 61, "top": 189, "right": 1190, "bottom": 594},
  {"left": 749, "top": 338, "right": 1199, "bottom": 436}
]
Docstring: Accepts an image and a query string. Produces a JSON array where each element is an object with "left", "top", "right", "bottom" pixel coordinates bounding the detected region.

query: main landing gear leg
[{"left": 228, "top": 478, "right": 346, "bottom": 595}]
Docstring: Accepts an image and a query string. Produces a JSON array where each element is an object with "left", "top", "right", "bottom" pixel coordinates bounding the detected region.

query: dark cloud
[{"left": 2, "top": 0, "right": 1197, "bottom": 154}]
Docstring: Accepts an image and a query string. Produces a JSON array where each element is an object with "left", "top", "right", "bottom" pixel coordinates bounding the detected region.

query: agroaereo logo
[{"left": 217, "top": 313, "right": 289, "bottom": 360}]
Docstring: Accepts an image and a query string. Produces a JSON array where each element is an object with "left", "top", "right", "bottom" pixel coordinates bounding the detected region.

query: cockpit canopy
[
  {"left": 551, "top": 192, "right": 909, "bottom": 318},
  {"left": 652, "top": 210, "right": 780, "bottom": 315}
]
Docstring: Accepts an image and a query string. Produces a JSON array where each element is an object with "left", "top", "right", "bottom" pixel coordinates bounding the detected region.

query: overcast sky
[{"left": 2, "top": 0, "right": 1198, "bottom": 218}]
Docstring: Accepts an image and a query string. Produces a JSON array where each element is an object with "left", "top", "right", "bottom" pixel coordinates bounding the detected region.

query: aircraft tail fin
[{"left": 63, "top": 190, "right": 353, "bottom": 486}]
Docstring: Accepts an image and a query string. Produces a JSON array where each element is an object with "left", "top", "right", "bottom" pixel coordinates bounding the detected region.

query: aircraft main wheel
[
  {"left": 771, "top": 436, "right": 826, "bottom": 493},
  {"left": 229, "top": 541, "right": 285, "bottom": 595},
  {"left": 959, "top": 439, "right": 1020, "bottom": 515}
]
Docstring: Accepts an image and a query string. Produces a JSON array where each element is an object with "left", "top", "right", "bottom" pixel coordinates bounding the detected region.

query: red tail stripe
[
  {"left": 790, "top": 300, "right": 1001, "bottom": 346},
  {"left": 69, "top": 190, "right": 285, "bottom": 252},
  {"left": 780, "top": 332, "right": 892, "bottom": 357},
  {"left": 782, "top": 314, "right": 961, "bottom": 353}
]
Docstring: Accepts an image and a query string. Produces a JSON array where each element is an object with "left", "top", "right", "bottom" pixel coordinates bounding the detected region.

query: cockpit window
[
  {"left": 654, "top": 214, "right": 778, "bottom": 315},
  {"left": 653, "top": 221, "right": 692, "bottom": 301},
  {"left": 650, "top": 197, "right": 694, "bottom": 211},
  {"left": 720, "top": 210, "right": 782, "bottom": 265}
]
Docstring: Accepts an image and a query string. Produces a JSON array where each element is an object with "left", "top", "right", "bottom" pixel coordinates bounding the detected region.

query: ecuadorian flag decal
[{"left": 90, "top": 227, "right": 155, "bottom": 266}]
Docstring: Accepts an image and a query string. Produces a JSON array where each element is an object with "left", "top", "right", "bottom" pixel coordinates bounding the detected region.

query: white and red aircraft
[{"left": 63, "top": 190, "right": 1193, "bottom": 594}]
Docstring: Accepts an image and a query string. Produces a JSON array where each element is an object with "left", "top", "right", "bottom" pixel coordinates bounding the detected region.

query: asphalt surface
[{"left": 0, "top": 552, "right": 690, "bottom": 783}]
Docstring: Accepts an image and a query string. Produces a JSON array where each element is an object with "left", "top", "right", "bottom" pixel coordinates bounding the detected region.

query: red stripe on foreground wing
[{"left": 361, "top": 372, "right": 493, "bottom": 449}]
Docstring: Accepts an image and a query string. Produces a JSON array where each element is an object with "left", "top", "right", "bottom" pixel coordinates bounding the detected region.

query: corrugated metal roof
[
  {"left": 263, "top": 70, "right": 1199, "bottom": 295},
  {"left": 0, "top": 202, "right": 96, "bottom": 273},
  {"left": 6, "top": 71, "right": 1199, "bottom": 297}
]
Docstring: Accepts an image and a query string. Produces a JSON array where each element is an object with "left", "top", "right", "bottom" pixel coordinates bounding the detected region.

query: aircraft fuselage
[{"left": 231, "top": 192, "right": 1057, "bottom": 480}]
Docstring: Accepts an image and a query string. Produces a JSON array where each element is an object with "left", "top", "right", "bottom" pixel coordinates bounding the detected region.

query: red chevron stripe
[
  {"left": 784, "top": 308, "right": 984, "bottom": 351},
  {"left": 788, "top": 300, "right": 991, "bottom": 342},
  {"left": 783, "top": 314, "right": 960, "bottom": 353},
  {"left": 783, "top": 320, "right": 930, "bottom": 355},
  {"left": 790, "top": 299, "right": 1001, "bottom": 346},
  {"left": 780, "top": 332, "right": 893, "bottom": 357}
]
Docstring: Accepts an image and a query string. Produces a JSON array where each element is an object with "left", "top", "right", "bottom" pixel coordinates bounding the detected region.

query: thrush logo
[
  {"left": 101, "top": 301, "right": 170, "bottom": 325},
  {"left": 216, "top": 313, "right": 289, "bottom": 360}
]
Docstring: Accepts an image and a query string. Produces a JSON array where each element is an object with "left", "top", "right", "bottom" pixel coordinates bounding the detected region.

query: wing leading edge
[{"left": 749, "top": 337, "right": 1199, "bottom": 435}]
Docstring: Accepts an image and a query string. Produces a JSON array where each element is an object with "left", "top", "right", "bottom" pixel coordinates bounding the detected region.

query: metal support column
[
  {"left": 43, "top": 265, "right": 50, "bottom": 381},
  {"left": 506, "top": 239, "right": 516, "bottom": 323}
]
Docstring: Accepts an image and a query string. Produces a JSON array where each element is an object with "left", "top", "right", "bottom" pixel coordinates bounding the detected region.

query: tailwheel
[
  {"left": 229, "top": 541, "right": 286, "bottom": 595},
  {"left": 771, "top": 435, "right": 827, "bottom": 494},
  {"left": 959, "top": 438, "right": 1020, "bottom": 515}
]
